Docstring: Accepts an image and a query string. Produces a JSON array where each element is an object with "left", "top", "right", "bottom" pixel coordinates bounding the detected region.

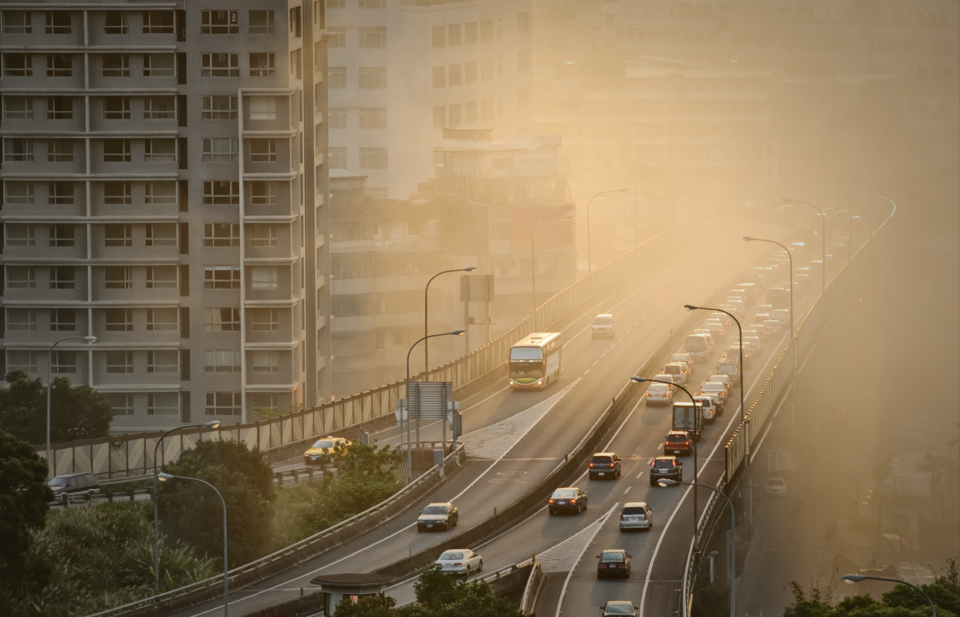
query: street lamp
[
  {"left": 631, "top": 376, "right": 701, "bottom": 548},
  {"left": 812, "top": 178, "right": 854, "bottom": 263},
  {"left": 423, "top": 267, "right": 476, "bottom": 381},
  {"left": 842, "top": 574, "right": 937, "bottom": 617},
  {"left": 659, "top": 479, "right": 736, "bottom": 617},
  {"left": 586, "top": 188, "right": 628, "bottom": 280},
  {"left": 743, "top": 237, "right": 794, "bottom": 338},
  {"left": 685, "top": 305, "right": 745, "bottom": 425},
  {"left": 152, "top": 420, "right": 220, "bottom": 598},
  {"left": 781, "top": 198, "right": 826, "bottom": 301},
  {"left": 405, "top": 330, "right": 465, "bottom": 481},
  {"left": 46, "top": 335, "right": 97, "bottom": 477},
  {"left": 157, "top": 472, "right": 230, "bottom": 617},
  {"left": 531, "top": 215, "right": 576, "bottom": 330}
]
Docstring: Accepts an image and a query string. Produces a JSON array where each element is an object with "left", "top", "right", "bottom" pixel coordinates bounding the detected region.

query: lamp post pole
[
  {"left": 842, "top": 575, "right": 936, "bottom": 617},
  {"left": 586, "top": 188, "right": 628, "bottom": 281},
  {"left": 152, "top": 421, "right": 220, "bottom": 598},
  {"left": 812, "top": 178, "right": 853, "bottom": 263},
  {"left": 781, "top": 198, "right": 826, "bottom": 302},
  {"left": 531, "top": 215, "right": 576, "bottom": 330},
  {"left": 157, "top": 473, "right": 229, "bottom": 617},
  {"left": 405, "top": 330, "right": 465, "bottom": 481},
  {"left": 686, "top": 305, "right": 744, "bottom": 425},
  {"left": 46, "top": 335, "right": 96, "bottom": 477}
]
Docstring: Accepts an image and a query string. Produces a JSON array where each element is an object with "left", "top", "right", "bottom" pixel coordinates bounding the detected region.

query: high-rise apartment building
[{"left": 0, "top": 2, "right": 333, "bottom": 431}]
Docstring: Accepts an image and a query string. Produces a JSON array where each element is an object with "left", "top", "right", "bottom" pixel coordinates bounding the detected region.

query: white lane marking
[
  {"left": 554, "top": 503, "right": 620, "bottom": 617},
  {"left": 624, "top": 486, "right": 632, "bottom": 494},
  {"left": 584, "top": 369, "right": 591, "bottom": 375}
]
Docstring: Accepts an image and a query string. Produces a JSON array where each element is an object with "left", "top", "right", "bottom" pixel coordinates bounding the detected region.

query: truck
[{"left": 672, "top": 402, "right": 703, "bottom": 442}]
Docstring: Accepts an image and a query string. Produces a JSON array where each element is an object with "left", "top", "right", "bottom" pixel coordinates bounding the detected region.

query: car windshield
[
  {"left": 48, "top": 477, "right": 69, "bottom": 487},
  {"left": 622, "top": 506, "right": 646, "bottom": 515},
  {"left": 311, "top": 440, "right": 335, "bottom": 449},
  {"left": 653, "top": 459, "right": 675, "bottom": 468},
  {"left": 591, "top": 456, "right": 613, "bottom": 465},
  {"left": 439, "top": 551, "right": 464, "bottom": 560},
  {"left": 710, "top": 375, "right": 727, "bottom": 381},
  {"left": 703, "top": 383, "right": 722, "bottom": 391},
  {"left": 648, "top": 384, "right": 669, "bottom": 394},
  {"left": 423, "top": 505, "right": 448, "bottom": 515},
  {"left": 694, "top": 397, "right": 712, "bottom": 407},
  {"left": 510, "top": 347, "right": 543, "bottom": 361},
  {"left": 767, "top": 478, "right": 785, "bottom": 487},
  {"left": 685, "top": 336, "right": 707, "bottom": 351},
  {"left": 594, "top": 316, "right": 613, "bottom": 325},
  {"left": 666, "top": 434, "right": 687, "bottom": 443},
  {"left": 600, "top": 552, "right": 625, "bottom": 563},
  {"left": 553, "top": 489, "right": 576, "bottom": 498},
  {"left": 605, "top": 603, "right": 635, "bottom": 614}
]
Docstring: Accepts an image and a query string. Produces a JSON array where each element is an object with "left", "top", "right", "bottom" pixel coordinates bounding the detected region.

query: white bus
[{"left": 508, "top": 332, "right": 563, "bottom": 389}]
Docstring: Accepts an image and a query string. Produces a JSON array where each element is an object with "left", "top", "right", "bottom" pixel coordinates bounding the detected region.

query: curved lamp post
[
  {"left": 631, "top": 376, "right": 701, "bottom": 548},
  {"left": 812, "top": 178, "right": 853, "bottom": 263},
  {"left": 152, "top": 420, "right": 220, "bottom": 597},
  {"left": 781, "top": 198, "right": 826, "bottom": 301},
  {"left": 531, "top": 215, "right": 576, "bottom": 330},
  {"left": 842, "top": 574, "right": 936, "bottom": 617},
  {"left": 423, "top": 267, "right": 475, "bottom": 380},
  {"left": 405, "top": 330, "right": 465, "bottom": 481},
  {"left": 659, "top": 479, "right": 736, "bottom": 617},
  {"left": 743, "top": 237, "right": 794, "bottom": 339},
  {"left": 157, "top": 472, "right": 229, "bottom": 617},
  {"left": 685, "top": 305, "right": 744, "bottom": 425},
  {"left": 46, "top": 335, "right": 97, "bottom": 476},
  {"left": 586, "top": 188, "right": 628, "bottom": 280}
]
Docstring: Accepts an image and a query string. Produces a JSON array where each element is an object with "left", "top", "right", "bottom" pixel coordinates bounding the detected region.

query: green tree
[
  {"left": 337, "top": 441, "right": 404, "bottom": 479},
  {"left": 0, "top": 371, "right": 113, "bottom": 445},
  {"left": 158, "top": 439, "right": 276, "bottom": 567},
  {"left": 333, "top": 594, "right": 399, "bottom": 617},
  {"left": 0, "top": 429, "right": 53, "bottom": 614}
]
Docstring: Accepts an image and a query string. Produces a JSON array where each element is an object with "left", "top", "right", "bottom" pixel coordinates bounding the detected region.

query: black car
[
  {"left": 649, "top": 456, "right": 683, "bottom": 486},
  {"left": 548, "top": 487, "right": 588, "bottom": 515},
  {"left": 416, "top": 502, "right": 459, "bottom": 532},
  {"left": 47, "top": 472, "right": 99, "bottom": 498},
  {"left": 596, "top": 549, "right": 631, "bottom": 579},
  {"left": 589, "top": 452, "right": 621, "bottom": 480}
]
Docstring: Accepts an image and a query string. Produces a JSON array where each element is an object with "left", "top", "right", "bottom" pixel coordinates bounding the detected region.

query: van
[
  {"left": 684, "top": 334, "right": 709, "bottom": 359},
  {"left": 592, "top": 314, "right": 615, "bottom": 339}
]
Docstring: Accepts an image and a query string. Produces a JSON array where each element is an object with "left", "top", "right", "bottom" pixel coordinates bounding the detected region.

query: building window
[
  {"left": 201, "top": 95, "right": 238, "bottom": 120},
  {"left": 105, "top": 308, "right": 133, "bottom": 331},
  {"left": 328, "top": 27, "right": 345, "bottom": 48},
  {"left": 518, "top": 50, "right": 530, "bottom": 72},
  {"left": 201, "top": 53, "right": 240, "bottom": 77},
  {"left": 3, "top": 96, "right": 33, "bottom": 119},
  {"left": 145, "top": 139, "right": 177, "bottom": 162},
  {"left": 143, "top": 54, "right": 174, "bottom": 77},
  {"left": 250, "top": 392, "right": 279, "bottom": 412},
  {"left": 103, "top": 97, "right": 130, "bottom": 119},
  {"left": 480, "top": 20, "right": 493, "bottom": 42},
  {"left": 204, "top": 307, "right": 240, "bottom": 332},
  {"left": 204, "top": 267, "right": 241, "bottom": 289},
  {"left": 465, "top": 22, "right": 477, "bottom": 44},
  {"left": 201, "top": 10, "right": 239, "bottom": 35},
  {"left": 2, "top": 11, "right": 32, "bottom": 34},
  {"left": 47, "top": 139, "right": 74, "bottom": 162},
  {"left": 202, "top": 138, "right": 239, "bottom": 162},
  {"left": 250, "top": 181, "right": 278, "bottom": 205},
  {"left": 8, "top": 351, "right": 38, "bottom": 374},
  {"left": 103, "top": 12, "right": 128, "bottom": 34},
  {"left": 50, "top": 266, "right": 75, "bottom": 290},
  {"left": 49, "top": 182, "right": 74, "bottom": 204},
  {"left": 5, "top": 182, "right": 34, "bottom": 204},
  {"left": 143, "top": 11, "right": 174, "bottom": 34},
  {"left": 103, "top": 182, "right": 131, "bottom": 204},
  {"left": 49, "top": 224, "right": 75, "bottom": 247},
  {"left": 146, "top": 308, "right": 178, "bottom": 330},
  {"left": 47, "top": 54, "right": 73, "bottom": 77},
  {"left": 433, "top": 106, "right": 445, "bottom": 129},
  {"left": 204, "top": 350, "right": 241, "bottom": 373},
  {"left": 249, "top": 10, "right": 275, "bottom": 34},
  {"left": 329, "top": 66, "right": 347, "bottom": 88},
  {"left": 289, "top": 5, "right": 302, "bottom": 37},
  {"left": 104, "top": 224, "right": 132, "bottom": 247},
  {"left": 328, "top": 147, "right": 347, "bottom": 168},
  {"left": 448, "top": 64, "right": 461, "bottom": 86},
  {"left": 249, "top": 52, "right": 275, "bottom": 77},
  {"left": 147, "top": 392, "right": 179, "bottom": 415},
  {"left": 102, "top": 54, "right": 129, "bottom": 77},
  {"left": 249, "top": 139, "right": 277, "bottom": 162},
  {"left": 144, "top": 96, "right": 175, "bottom": 119},
  {"left": 481, "top": 59, "right": 493, "bottom": 81},
  {"left": 449, "top": 103, "right": 462, "bottom": 126},
  {"left": 251, "top": 350, "right": 280, "bottom": 373},
  {"left": 359, "top": 147, "right": 387, "bottom": 170},
  {"left": 107, "top": 393, "right": 134, "bottom": 415},
  {"left": 359, "top": 67, "right": 387, "bottom": 89},
  {"left": 105, "top": 266, "right": 132, "bottom": 289},
  {"left": 465, "top": 61, "right": 478, "bottom": 83},
  {"left": 448, "top": 24, "right": 461, "bottom": 45},
  {"left": 329, "top": 108, "right": 347, "bottom": 128},
  {"left": 518, "top": 12, "right": 530, "bottom": 34},
  {"left": 103, "top": 139, "right": 131, "bottom": 162},
  {"left": 4, "top": 139, "right": 34, "bottom": 162},
  {"left": 45, "top": 11, "right": 72, "bottom": 34},
  {"left": 204, "top": 223, "right": 240, "bottom": 247},
  {"left": 6, "top": 225, "right": 35, "bottom": 247},
  {"left": 3, "top": 54, "right": 32, "bottom": 77},
  {"left": 357, "top": 26, "right": 386, "bottom": 48},
  {"left": 49, "top": 309, "right": 76, "bottom": 331},
  {"left": 432, "top": 25, "right": 445, "bottom": 48},
  {"left": 147, "top": 350, "right": 178, "bottom": 373},
  {"left": 250, "top": 267, "right": 279, "bottom": 290},
  {"left": 52, "top": 350, "right": 76, "bottom": 374},
  {"left": 250, "top": 308, "right": 279, "bottom": 331},
  {"left": 359, "top": 0, "right": 385, "bottom": 7},
  {"left": 481, "top": 99, "right": 494, "bottom": 121},
  {"left": 289, "top": 48, "right": 302, "bottom": 79},
  {"left": 203, "top": 181, "right": 240, "bottom": 205},
  {"left": 432, "top": 66, "right": 445, "bottom": 88},
  {"left": 105, "top": 351, "right": 133, "bottom": 374},
  {"left": 248, "top": 97, "right": 277, "bottom": 120},
  {"left": 146, "top": 223, "right": 177, "bottom": 246},
  {"left": 250, "top": 224, "right": 277, "bottom": 247},
  {"left": 145, "top": 182, "right": 177, "bottom": 205},
  {"left": 47, "top": 97, "right": 72, "bottom": 119},
  {"left": 206, "top": 392, "right": 241, "bottom": 416},
  {"left": 7, "top": 309, "right": 37, "bottom": 331},
  {"left": 146, "top": 266, "right": 178, "bottom": 289}
]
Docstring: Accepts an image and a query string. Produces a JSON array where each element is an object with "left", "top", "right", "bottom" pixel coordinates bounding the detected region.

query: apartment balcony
[
  {"left": 3, "top": 243, "right": 87, "bottom": 262},
  {"left": 91, "top": 245, "right": 180, "bottom": 262}
]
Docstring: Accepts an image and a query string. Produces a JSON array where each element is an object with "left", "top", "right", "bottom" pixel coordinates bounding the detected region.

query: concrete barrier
[{"left": 520, "top": 561, "right": 544, "bottom": 615}]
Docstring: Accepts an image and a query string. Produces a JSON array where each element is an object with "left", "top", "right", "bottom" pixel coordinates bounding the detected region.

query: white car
[
  {"left": 764, "top": 477, "right": 787, "bottom": 496},
  {"left": 772, "top": 309, "right": 791, "bottom": 325},
  {"left": 601, "top": 601, "right": 638, "bottom": 616},
  {"left": 619, "top": 501, "right": 653, "bottom": 531},
  {"left": 700, "top": 381, "right": 728, "bottom": 404},
  {"left": 592, "top": 313, "right": 615, "bottom": 339},
  {"left": 645, "top": 382, "right": 674, "bottom": 406},
  {"left": 434, "top": 549, "right": 483, "bottom": 576},
  {"left": 708, "top": 373, "right": 733, "bottom": 394},
  {"left": 671, "top": 352, "right": 695, "bottom": 369}
]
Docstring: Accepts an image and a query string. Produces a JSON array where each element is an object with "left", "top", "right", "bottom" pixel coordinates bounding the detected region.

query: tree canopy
[
  {"left": 0, "top": 370, "right": 113, "bottom": 445},
  {"left": 781, "top": 574, "right": 960, "bottom": 617}
]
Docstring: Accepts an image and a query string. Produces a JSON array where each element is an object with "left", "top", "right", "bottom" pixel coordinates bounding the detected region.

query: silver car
[
  {"left": 700, "top": 381, "right": 728, "bottom": 404},
  {"left": 434, "top": 548, "right": 482, "bottom": 577},
  {"left": 619, "top": 501, "right": 653, "bottom": 531}
]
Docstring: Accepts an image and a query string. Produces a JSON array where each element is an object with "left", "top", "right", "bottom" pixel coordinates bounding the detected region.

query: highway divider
[{"left": 520, "top": 561, "right": 545, "bottom": 615}]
